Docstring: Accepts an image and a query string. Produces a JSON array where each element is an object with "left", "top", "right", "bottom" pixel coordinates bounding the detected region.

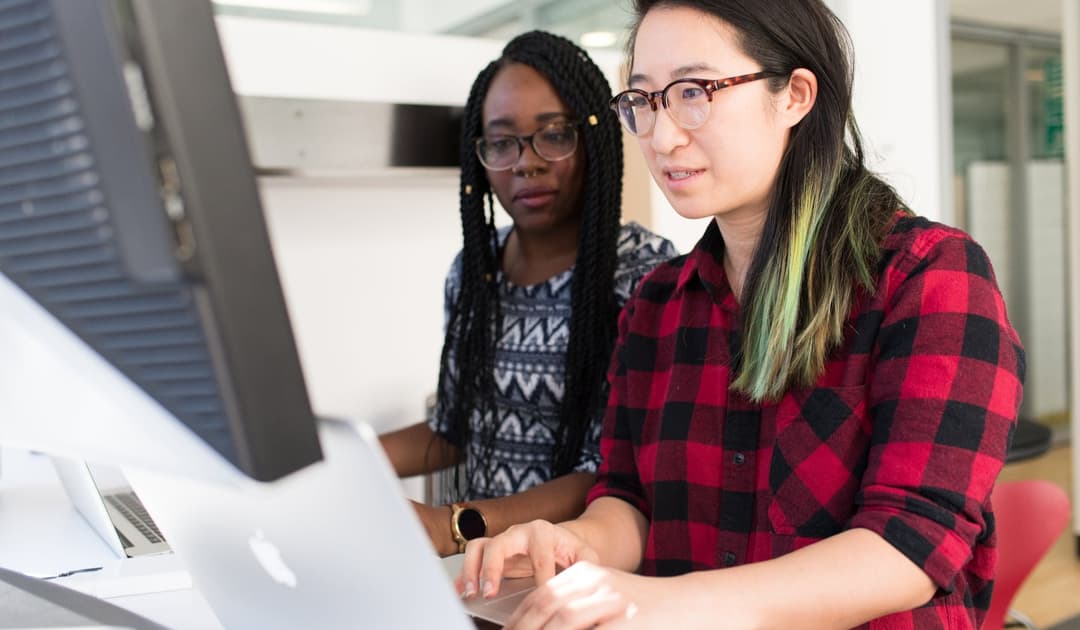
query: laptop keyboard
[{"left": 105, "top": 492, "right": 165, "bottom": 544}]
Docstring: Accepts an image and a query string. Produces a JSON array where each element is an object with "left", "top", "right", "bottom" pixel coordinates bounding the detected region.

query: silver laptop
[
  {"left": 122, "top": 418, "right": 531, "bottom": 629},
  {"left": 51, "top": 457, "right": 171, "bottom": 559}
]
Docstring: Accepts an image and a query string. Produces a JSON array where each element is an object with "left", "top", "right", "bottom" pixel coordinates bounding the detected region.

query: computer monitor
[{"left": 0, "top": 0, "right": 321, "bottom": 482}]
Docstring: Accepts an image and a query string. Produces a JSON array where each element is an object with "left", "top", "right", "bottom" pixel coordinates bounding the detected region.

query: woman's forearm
[
  {"left": 471, "top": 472, "right": 596, "bottom": 539},
  {"left": 562, "top": 496, "right": 649, "bottom": 572},
  {"left": 672, "top": 528, "right": 936, "bottom": 629},
  {"left": 379, "top": 421, "right": 461, "bottom": 478},
  {"left": 424, "top": 472, "right": 601, "bottom": 557}
]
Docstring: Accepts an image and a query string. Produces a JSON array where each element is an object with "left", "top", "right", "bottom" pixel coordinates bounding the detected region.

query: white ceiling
[
  {"left": 949, "top": 0, "right": 1063, "bottom": 34},
  {"left": 213, "top": 0, "right": 1068, "bottom": 41}
]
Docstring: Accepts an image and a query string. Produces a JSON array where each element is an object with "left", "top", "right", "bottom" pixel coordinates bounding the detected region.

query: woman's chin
[{"left": 669, "top": 205, "right": 719, "bottom": 221}]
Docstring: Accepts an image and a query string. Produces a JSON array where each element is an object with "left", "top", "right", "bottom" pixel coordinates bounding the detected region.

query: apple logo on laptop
[{"left": 248, "top": 529, "right": 298, "bottom": 588}]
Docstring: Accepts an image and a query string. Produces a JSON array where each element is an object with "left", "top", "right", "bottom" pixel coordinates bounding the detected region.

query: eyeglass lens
[
  {"left": 613, "top": 80, "right": 712, "bottom": 136},
  {"left": 477, "top": 122, "right": 578, "bottom": 170}
]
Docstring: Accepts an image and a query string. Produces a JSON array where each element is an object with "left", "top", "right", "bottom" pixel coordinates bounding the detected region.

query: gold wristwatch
[{"left": 449, "top": 503, "right": 487, "bottom": 554}]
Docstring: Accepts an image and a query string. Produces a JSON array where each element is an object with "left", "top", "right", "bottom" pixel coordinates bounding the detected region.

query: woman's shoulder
[
  {"left": 611, "top": 222, "right": 682, "bottom": 305},
  {"left": 877, "top": 212, "right": 1001, "bottom": 292},
  {"left": 615, "top": 221, "right": 679, "bottom": 266},
  {"left": 445, "top": 248, "right": 464, "bottom": 280},
  {"left": 882, "top": 213, "right": 976, "bottom": 256},
  {"left": 445, "top": 224, "right": 511, "bottom": 277}
]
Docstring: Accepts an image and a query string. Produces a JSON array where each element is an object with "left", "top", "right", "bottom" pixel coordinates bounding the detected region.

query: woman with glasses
[
  {"left": 380, "top": 31, "right": 676, "bottom": 558},
  {"left": 456, "top": 2, "right": 1023, "bottom": 628}
]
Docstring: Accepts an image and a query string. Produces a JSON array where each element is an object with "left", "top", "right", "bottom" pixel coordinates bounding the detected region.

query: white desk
[
  {"left": 0, "top": 446, "right": 224, "bottom": 630},
  {"left": 0, "top": 447, "right": 479, "bottom": 629}
]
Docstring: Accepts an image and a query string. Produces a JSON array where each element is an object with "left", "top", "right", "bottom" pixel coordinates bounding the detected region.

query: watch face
[{"left": 457, "top": 508, "right": 486, "bottom": 540}]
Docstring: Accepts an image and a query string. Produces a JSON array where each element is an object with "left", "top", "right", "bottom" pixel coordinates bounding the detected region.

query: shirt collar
[{"left": 676, "top": 220, "right": 737, "bottom": 310}]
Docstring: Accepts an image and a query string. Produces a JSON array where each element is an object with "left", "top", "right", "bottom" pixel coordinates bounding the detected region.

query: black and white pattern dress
[{"left": 429, "top": 222, "right": 677, "bottom": 499}]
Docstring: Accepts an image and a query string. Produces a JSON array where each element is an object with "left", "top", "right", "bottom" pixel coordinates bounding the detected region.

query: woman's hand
[
  {"left": 456, "top": 519, "right": 599, "bottom": 598},
  {"left": 455, "top": 517, "right": 754, "bottom": 629},
  {"left": 410, "top": 501, "right": 456, "bottom": 557},
  {"left": 500, "top": 561, "right": 760, "bottom": 630},
  {"left": 504, "top": 561, "right": 666, "bottom": 630}
]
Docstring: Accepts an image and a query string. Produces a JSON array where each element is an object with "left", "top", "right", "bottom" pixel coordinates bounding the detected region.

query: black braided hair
[{"left": 435, "top": 30, "right": 624, "bottom": 498}]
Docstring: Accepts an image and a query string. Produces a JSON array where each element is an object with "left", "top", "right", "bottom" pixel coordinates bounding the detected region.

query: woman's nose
[{"left": 649, "top": 108, "right": 690, "bottom": 156}]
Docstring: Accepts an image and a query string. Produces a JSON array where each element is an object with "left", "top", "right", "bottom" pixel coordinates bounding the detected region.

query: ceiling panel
[
  {"left": 950, "top": 0, "right": 1062, "bottom": 34},
  {"left": 213, "top": 1, "right": 1067, "bottom": 43}
]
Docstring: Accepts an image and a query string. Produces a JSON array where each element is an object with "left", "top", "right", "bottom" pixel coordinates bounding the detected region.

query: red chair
[{"left": 984, "top": 479, "right": 1071, "bottom": 630}]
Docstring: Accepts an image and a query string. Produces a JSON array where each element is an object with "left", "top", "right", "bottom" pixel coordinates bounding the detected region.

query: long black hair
[
  {"left": 434, "top": 31, "right": 624, "bottom": 496},
  {"left": 628, "top": 0, "right": 903, "bottom": 401}
]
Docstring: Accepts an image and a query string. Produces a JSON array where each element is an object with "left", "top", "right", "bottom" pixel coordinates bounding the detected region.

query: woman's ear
[{"left": 778, "top": 68, "right": 817, "bottom": 128}]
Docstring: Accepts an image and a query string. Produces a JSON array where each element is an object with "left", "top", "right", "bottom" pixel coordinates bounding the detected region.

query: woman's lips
[
  {"left": 514, "top": 188, "right": 558, "bottom": 208},
  {"left": 664, "top": 168, "right": 704, "bottom": 189}
]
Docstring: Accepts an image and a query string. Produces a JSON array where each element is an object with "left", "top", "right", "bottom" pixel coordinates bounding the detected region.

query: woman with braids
[
  {"left": 380, "top": 31, "right": 676, "bottom": 558},
  {"left": 456, "top": 2, "right": 1024, "bottom": 629}
]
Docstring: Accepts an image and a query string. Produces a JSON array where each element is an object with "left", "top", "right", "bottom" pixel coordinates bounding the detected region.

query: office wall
[
  {"left": 399, "top": 0, "right": 509, "bottom": 33},
  {"left": 825, "top": 0, "right": 953, "bottom": 223},
  {"left": 217, "top": 18, "right": 499, "bottom": 442},
  {"left": 216, "top": 16, "right": 500, "bottom": 106},
  {"left": 257, "top": 174, "right": 468, "bottom": 502},
  {"left": 258, "top": 177, "right": 459, "bottom": 427}
]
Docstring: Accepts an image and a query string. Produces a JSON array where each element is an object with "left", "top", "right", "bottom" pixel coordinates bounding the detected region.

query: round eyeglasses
[
  {"left": 609, "top": 71, "right": 780, "bottom": 136},
  {"left": 474, "top": 120, "right": 579, "bottom": 171}
]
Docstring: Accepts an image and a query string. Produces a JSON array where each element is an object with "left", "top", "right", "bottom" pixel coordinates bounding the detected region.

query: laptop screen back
[{"left": 124, "top": 419, "right": 475, "bottom": 630}]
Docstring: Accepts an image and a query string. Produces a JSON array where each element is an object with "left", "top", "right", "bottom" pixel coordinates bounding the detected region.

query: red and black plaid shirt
[{"left": 586, "top": 215, "right": 1024, "bottom": 629}]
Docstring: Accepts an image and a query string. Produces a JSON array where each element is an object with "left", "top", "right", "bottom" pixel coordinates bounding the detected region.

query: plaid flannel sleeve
[
  {"left": 851, "top": 232, "right": 1024, "bottom": 591},
  {"left": 577, "top": 235, "right": 677, "bottom": 474},
  {"left": 586, "top": 295, "right": 649, "bottom": 514}
]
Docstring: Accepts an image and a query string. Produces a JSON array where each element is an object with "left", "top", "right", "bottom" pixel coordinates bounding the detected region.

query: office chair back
[{"left": 984, "top": 479, "right": 1071, "bottom": 630}]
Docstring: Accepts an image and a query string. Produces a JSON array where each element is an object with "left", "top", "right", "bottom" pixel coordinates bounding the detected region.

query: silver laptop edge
[{"left": 51, "top": 456, "right": 169, "bottom": 559}]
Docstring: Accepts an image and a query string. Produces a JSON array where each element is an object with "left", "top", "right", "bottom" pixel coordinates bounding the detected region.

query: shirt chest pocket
[{"left": 767, "top": 385, "right": 870, "bottom": 538}]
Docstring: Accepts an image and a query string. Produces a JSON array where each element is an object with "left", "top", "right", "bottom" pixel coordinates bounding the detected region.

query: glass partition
[{"left": 953, "top": 29, "right": 1067, "bottom": 432}]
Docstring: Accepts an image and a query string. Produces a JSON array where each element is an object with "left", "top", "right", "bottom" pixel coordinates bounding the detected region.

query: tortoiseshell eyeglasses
[{"left": 609, "top": 71, "right": 782, "bottom": 136}]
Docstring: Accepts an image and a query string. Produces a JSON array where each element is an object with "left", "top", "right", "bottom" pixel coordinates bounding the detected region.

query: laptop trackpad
[
  {"left": 463, "top": 577, "right": 535, "bottom": 626},
  {"left": 441, "top": 554, "right": 535, "bottom": 626}
]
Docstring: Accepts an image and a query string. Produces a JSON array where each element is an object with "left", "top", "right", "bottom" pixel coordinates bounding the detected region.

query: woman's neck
[
  {"left": 502, "top": 221, "right": 580, "bottom": 286},
  {"left": 715, "top": 210, "right": 767, "bottom": 303}
]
